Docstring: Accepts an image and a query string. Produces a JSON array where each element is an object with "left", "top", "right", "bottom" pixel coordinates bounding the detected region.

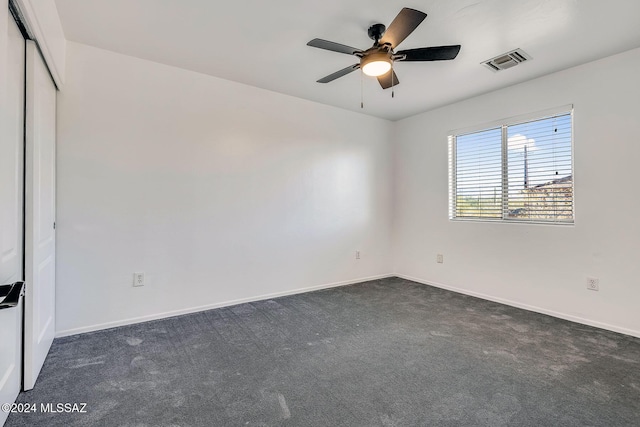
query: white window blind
[
  {"left": 449, "top": 109, "right": 574, "bottom": 224},
  {"left": 451, "top": 127, "right": 502, "bottom": 219}
]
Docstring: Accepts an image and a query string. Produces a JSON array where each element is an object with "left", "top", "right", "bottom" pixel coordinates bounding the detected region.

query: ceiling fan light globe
[
  {"left": 361, "top": 52, "right": 392, "bottom": 77},
  {"left": 362, "top": 60, "right": 391, "bottom": 77}
]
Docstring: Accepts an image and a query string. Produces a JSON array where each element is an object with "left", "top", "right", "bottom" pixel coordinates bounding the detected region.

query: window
[{"left": 449, "top": 107, "right": 573, "bottom": 224}]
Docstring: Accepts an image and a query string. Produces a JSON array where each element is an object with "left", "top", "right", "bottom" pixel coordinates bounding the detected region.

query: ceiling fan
[{"left": 307, "top": 8, "right": 461, "bottom": 89}]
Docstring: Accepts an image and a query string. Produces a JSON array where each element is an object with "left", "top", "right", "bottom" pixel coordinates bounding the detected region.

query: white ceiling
[{"left": 54, "top": 0, "right": 640, "bottom": 121}]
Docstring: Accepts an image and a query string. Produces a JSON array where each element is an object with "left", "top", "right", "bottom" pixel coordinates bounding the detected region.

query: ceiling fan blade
[
  {"left": 397, "top": 45, "right": 461, "bottom": 61},
  {"left": 317, "top": 64, "right": 360, "bottom": 83},
  {"left": 379, "top": 8, "right": 427, "bottom": 48},
  {"left": 377, "top": 70, "right": 399, "bottom": 89},
  {"left": 307, "top": 38, "right": 362, "bottom": 55}
]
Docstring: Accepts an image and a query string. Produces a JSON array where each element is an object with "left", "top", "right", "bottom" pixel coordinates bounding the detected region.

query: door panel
[
  {"left": 24, "top": 40, "right": 56, "bottom": 391},
  {"left": 0, "top": 7, "right": 25, "bottom": 425},
  {"left": 0, "top": 4, "right": 24, "bottom": 285}
]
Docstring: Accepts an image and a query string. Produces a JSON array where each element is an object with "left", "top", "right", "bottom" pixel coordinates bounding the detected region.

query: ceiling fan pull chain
[
  {"left": 361, "top": 68, "right": 364, "bottom": 108},
  {"left": 391, "top": 61, "right": 395, "bottom": 98}
]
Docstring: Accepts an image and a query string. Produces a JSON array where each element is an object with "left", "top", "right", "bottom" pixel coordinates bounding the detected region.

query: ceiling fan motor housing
[{"left": 362, "top": 51, "right": 391, "bottom": 66}]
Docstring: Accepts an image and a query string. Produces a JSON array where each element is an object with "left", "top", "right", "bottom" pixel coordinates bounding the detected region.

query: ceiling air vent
[{"left": 482, "top": 49, "right": 531, "bottom": 72}]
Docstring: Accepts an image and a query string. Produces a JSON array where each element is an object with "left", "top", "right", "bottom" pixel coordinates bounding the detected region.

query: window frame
[{"left": 448, "top": 105, "right": 575, "bottom": 225}]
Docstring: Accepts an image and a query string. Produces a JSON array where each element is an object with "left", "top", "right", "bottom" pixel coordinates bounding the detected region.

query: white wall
[
  {"left": 393, "top": 47, "right": 640, "bottom": 337},
  {"left": 57, "top": 40, "right": 640, "bottom": 338},
  {"left": 56, "top": 42, "right": 393, "bottom": 335}
]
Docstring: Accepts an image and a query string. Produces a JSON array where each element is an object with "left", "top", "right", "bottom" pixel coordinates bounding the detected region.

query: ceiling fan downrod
[{"left": 368, "top": 23, "right": 386, "bottom": 44}]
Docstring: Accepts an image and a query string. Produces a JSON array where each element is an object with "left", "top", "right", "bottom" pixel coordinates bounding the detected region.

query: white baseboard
[
  {"left": 396, "top": 273, "right": 640, "bottom": 339},
  {"left": 55, "top": 273, "right": 394, "bottom": 338}
]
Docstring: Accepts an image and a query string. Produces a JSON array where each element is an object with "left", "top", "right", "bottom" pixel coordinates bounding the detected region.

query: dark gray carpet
[{"left": 6, "top": 277, "right": 640, "bottom": 426}]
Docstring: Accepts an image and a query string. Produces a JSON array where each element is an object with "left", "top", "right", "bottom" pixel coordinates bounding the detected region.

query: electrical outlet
[
  {"left": 437, "top": 254, "right": 444, "bottom": 264},
  {"left": 355, "top": 251, "right": 361, "bottom": 260},
  {"left": 586, "top": 277, "right": 599, "bottom": 291},
  {"left": 133, "top": 272, "right": 145, "bottom": 287}
]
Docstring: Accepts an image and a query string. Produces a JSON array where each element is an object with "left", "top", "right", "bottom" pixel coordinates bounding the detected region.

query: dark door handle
[{"left": 0, "top": 281, "right": 25, "bottom": 310}]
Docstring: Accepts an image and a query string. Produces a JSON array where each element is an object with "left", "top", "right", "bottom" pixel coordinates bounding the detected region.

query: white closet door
[
  {"left": 24, "top": 40, "right": 56, "bottom": 391},
  {"left": 0, "top": 7, "right": 25, "bottom": 425}
]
